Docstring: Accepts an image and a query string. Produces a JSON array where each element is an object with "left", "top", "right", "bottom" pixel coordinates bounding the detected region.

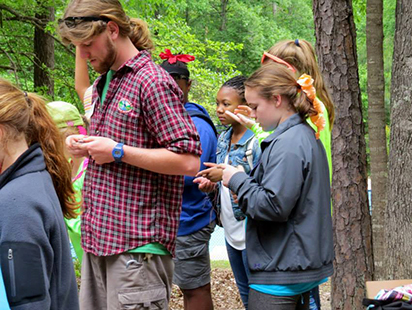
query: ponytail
[
  {"left": 0, "top": 79, "right": 79, "bottom": 219},
  {"left": 129, "top": 18, "right": 154, "bottom": 51},
  {"left": 26, "top": 93, "right": 79, "bottom": 219},
  {"left": 267, "top": 39, "right": 335, "bottom": 128}
]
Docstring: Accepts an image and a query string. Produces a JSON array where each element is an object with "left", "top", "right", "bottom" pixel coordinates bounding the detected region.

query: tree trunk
[
  {"left": 33, "top": 4, "right": 54, "bottom": 97},
  {"left": 366, "top": 0, "right": 388, "bottom": 281},
  {"left": 384, "top": 0, "right": 412, "bottom": 279},
  {"left": 219, "top": 0, "right": 229, "bottom": 31},
  {"left": 313, "top": 0, "right": 374, "bottom": 309}
]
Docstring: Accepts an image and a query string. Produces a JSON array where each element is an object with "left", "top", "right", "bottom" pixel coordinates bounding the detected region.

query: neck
[
  {"left": 1, "top": 138, "right": 28, "bottom": 174},
  {"left": 231, "top": 122, "right": 247, "bottom": 136},
  {"left": 111, "top": 36, "right": 139, "bottom": 71},
  {"left": 278, "top": 110, "right": 296, "bottom": 126}
]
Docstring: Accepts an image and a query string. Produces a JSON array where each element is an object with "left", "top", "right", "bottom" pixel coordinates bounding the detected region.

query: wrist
[{"left": 112, "top": 142, "right": 124, "bottom": 163}]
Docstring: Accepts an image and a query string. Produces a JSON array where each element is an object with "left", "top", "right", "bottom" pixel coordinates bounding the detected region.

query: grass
[{"left": 211, "top": 260, "right": 231, "bottom": 269}]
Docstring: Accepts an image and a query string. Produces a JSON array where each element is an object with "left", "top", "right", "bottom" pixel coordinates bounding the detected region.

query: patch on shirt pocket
[
  {"left": 118, "top": 286, "right": 167, "bottom": 309},
  {"left": 118, "top": 99, "right": 134, "bottom": 114}
]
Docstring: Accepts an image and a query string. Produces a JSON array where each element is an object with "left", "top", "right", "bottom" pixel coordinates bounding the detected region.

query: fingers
[
  {"left": 235, "top": 105, "right": 252, "bottom": 116},
  {"left": 225, "top": 110, "right": 241, "bottom": 122},
  {"left": 196, "top": 167, "right": 214, "bottom": 177},
  {"left": 203, "top": 162, "right": 218, "bottom": 168}
]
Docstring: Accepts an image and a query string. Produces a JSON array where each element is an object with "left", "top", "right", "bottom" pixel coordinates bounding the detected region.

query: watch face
[{"left": 114, "top": 150, "right": 121, "bottom": 156}]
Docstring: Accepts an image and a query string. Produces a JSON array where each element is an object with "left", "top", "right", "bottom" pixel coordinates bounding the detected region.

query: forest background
[{"left": 1, "top": 0, "right": 411, "bottom": 309}]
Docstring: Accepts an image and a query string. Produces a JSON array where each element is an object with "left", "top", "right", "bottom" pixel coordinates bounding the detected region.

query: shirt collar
[{"left": 224, "top": 127, "right": 255, "bottom": 146}]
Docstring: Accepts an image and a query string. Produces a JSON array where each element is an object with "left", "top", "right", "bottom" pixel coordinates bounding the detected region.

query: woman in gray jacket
[
  {"left": 220, "top": 64, "right": 334, "bottom": 310},
  {"left": 0, "top": 79, "right": 80, "bottom": 310}
]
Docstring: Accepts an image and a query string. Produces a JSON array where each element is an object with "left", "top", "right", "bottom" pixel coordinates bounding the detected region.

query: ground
[{"left": 169, "top": 266, "right": 332, "bottom": 310}]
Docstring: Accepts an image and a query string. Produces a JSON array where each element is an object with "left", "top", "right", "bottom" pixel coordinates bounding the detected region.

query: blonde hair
[
  {"left": 245, "top": 63, "right": 317, "bottom": 120},
  {"left": 266, "top": 40, "right": 334, "bottom": 127},
  {"left": 59, "top": 0, "right": 154, "bottom": 51},
  {"left": 0, "top": 79, "right": 79, "bottom": 219}
]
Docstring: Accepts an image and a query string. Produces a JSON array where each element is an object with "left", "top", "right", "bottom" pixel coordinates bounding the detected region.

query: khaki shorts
[
  {"left": 79, "top": 252, "right": 174, "bottom": 310},
  {"left": 173, "top": 221, "right": 216, "bottom": 290}
]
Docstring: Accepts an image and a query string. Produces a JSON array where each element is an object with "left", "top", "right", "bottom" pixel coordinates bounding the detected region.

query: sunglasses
[
  {"left": 58, "top": 16, "right": 110, "bottom": 29},
  {"left": 260, "top": 52, "right": 296, "bottom": 73}
]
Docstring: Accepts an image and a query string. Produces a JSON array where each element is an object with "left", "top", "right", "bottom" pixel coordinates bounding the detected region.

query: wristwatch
[{"left": 112, "top": 143, "right": 124, "bottom": 163}]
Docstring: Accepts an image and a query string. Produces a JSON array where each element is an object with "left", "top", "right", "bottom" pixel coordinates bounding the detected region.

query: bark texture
[
  {"left": 385, "top": 0, "right": 412, "bottom": 279},
  {"left": 366, "top": 0, "right": 388, "bottom": 281},
  {"left": 313, "top": 0, "right": 374, "bottom": 308},
  {"left": 33, "top": 4, "right": 54, "bottom": 96}
]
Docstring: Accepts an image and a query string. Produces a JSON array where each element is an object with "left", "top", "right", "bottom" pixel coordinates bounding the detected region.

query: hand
[
  {"left": 193, "top": 177, "right": 217, "bottom": 193},
  {"left": 231, "top": 191, "right": 239, "bottom": 204},
  {"left": 235, "top": 105, "right": 252, "bottom": 117},
  {"left": 66, "top": 134, "right": 89, "bottom": 158},
  {"left": 225, "top": 110, "right": 255, "bottom": 129},
  {"left": 74, "top": 136, "right": 118, "bottom": 165},
  {"left": 218, "top": 164, "right": 243, "bottom": 187},
  {"left": 196, "top": 162, "right": 223, "bottom": 182}
]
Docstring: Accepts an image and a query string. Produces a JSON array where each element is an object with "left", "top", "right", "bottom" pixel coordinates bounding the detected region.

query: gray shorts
[
  {"left": 173, "top": 221, "right": 216, "bottom": 290},
  {"left": 80, "top": 252, "right": 174, "bottom": 310}
]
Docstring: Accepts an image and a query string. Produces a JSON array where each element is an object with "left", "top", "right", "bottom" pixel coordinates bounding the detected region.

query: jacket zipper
[{"left": 8, "top": 249, "right": 16, "bottom": 297}]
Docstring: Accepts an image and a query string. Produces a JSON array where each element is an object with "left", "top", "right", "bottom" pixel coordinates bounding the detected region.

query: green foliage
[{"left": 0, "top": 0, "right": 396, "bottom": 131}]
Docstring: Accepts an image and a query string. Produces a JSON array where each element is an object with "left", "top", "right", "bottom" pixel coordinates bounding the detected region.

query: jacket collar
[
  {"left": 223, "top": 127, "right": 255, "bottom": 146},
  {"left": 0, "top": 143, "right": 44, "bottom": 190},
  {"left": 261, "top": 114, "right": 304, "bottom": 149}
]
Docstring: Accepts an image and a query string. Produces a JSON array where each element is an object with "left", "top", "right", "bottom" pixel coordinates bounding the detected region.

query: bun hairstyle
[
  {"left": 266, "top": 39, "right": 334, "bottom": 127},
  {"left": 59, "top": 0, "right": 154, "bottom": 51},
  {"left": 245, "top": 63, "right": 318, "bottom": 121},
  {"left": 0, "top": 79, "right": 79, "bottom": 219},
  {"left": 222, "top": 75, "right": 248, "bottom": 104}
]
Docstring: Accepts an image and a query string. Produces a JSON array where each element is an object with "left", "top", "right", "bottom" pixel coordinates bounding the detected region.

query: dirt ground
[{"left": 170, "top": 269, "right": 331, "bottom": 310}]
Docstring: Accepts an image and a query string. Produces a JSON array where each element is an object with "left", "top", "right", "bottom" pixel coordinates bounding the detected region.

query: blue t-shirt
[
  {"left": 178, "top": 102, "right": 217, "bottom": 236},
  {"left": 250, "top": 278, "right": 328, "bottom": 296}
]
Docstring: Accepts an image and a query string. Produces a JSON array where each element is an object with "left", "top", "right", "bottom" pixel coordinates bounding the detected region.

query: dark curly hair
[{"left": 222, "top": 75, "right": 247, "bottom": 103}]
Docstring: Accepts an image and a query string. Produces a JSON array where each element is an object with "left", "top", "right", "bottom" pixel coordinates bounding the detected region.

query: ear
[
  {"left": 187, "top": 79, "right": 192, "bottom": 92},
  {"left": 106, "top": 21, "right": 120, "bottom": 40},
  {"left": 274, "top": 94, "right": 282, "bottom": 108}
]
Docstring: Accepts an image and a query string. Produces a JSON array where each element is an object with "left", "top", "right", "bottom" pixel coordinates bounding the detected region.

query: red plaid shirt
[{"left": 81, "top": 51, "right": 201, "bottom": 256}]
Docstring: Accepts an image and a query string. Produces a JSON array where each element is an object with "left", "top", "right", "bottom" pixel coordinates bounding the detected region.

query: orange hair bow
[{"left": 297, "top": 74, "right": 326, "bottom": 139}]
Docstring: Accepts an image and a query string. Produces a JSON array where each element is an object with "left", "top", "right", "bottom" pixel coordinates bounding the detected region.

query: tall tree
[
  {"left": 33, "top": 3, "right": 55, "bottom": 96},
  {"left": 384, "top": 0, "right": 412, "bottom": 279},
  {"left": 312, "top": 0, "right": 374, "bottom": 308},
  {"left": 366, "top": 0, "right": 388, "bottom": 281}
]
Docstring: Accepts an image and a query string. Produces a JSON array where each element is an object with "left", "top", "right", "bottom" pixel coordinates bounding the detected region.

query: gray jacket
[
  {"left": 0, "top": 144, "right": 79, "bottom": 310},
  {"left": 229, "top": 114, "right": 334, "bottom": 285}
]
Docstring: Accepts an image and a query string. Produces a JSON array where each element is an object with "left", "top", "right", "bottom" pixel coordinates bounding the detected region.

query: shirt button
[{"left": 95, "top": 130, "right": 100, "bottom": 135}]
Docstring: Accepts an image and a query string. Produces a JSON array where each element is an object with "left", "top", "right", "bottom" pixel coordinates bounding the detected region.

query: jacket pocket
[{"left": 0, "top": 242, "right": 46, "bottom": 307}]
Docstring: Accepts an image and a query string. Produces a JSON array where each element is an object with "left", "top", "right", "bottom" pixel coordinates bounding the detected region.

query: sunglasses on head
[
  {"left": 58, "top": 16, "right": 110, "bottom": 29},
  {"left": 260, "top": 52, "right": 296, "bottom": 73}
]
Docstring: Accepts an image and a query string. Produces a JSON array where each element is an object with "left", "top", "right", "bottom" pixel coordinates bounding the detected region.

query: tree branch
[{"left": 0, "top": 4, "right": 74, "bottom": 56}]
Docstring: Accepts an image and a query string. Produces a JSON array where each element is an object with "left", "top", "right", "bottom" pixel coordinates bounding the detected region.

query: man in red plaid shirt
[{"left": 59, "top": 1, "right": 202, "bottom": 309}]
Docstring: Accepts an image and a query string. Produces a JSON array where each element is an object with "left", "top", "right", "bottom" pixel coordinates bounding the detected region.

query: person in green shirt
[{"left": 47, "top": 101, "right": 89, "bottom": 264}]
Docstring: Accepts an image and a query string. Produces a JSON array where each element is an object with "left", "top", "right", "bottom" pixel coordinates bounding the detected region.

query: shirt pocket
[{"left": 0, "top": 242, "right": 46, "bottom": 307}]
